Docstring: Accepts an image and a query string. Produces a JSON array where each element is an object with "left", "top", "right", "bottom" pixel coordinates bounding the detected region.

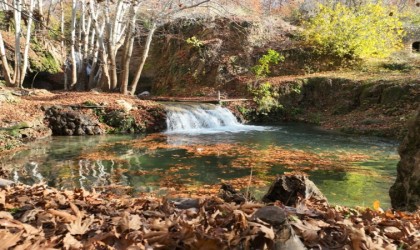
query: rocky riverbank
[
  {"left": 0, "top": 87, "right": 166, "bottom": 154},
  {"left": 228, "top": 77, "right": 419, "bottom": 140}
]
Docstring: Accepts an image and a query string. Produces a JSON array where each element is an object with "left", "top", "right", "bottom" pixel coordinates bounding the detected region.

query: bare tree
[
  {"left": 0, "top": 0, "right": 35, "bottom": 88},
  {"left": 128, "top": 0, "right": 211, "bottom": 95},
  {"left": 69, "top": 0, "right": 78, "bottom": 89}
]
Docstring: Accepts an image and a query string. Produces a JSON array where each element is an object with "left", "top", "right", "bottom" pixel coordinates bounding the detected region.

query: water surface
[{"left": 2, "top": 123, "right": 398, "bottom": 208}]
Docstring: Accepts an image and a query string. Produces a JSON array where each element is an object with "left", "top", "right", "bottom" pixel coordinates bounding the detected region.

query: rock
[
  {"left": 262, "top": 173, "right": 327, "bottom": 206},
  {"left": 85, "top": 126, "right": 94, "bottom": 135},
  {"left": 381, "top": 85, "right": 409, "bottom": 105},
  {"left": 253, "top": 206, "right": 287, "bottom": 226},
  {"left": 44, "top": 106, "right": 104, "bottom": 136},
  {"left": 274, "top": 224, "right": 306, "bottom": 250},
  {"left": 389, "top": 108, "right": 420, "bottom": 211},
  {"left": 137, "top": 91, "right": 150, "bottom": 97},
  {"left": 0, "top": 178, "right": 13, "bottom": 187},
  {"left": 116, "top": 99, "right": 133, "bottom": 113},
  {"left": 75, "top": 127, "right": 85, "bottom": 135},
  {"left": 67, "top": 122, "right": 76, "bottom": 129},
  {"left": 0, "top": 91, "right": 17, "bottom": 104},
  {"left": 218, "top": 183, "right": 250, "bottom": 204},
  {"left": 171, "top": 198, "right": 200, "bottom": 209}
]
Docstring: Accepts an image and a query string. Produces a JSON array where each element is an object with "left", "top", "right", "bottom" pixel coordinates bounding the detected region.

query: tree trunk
[
  {"left": 119, "top": 4, "right": 138, "bottom": 95},
  {"left": 13, "top": 0, "right": 22, "bottom": 87},
  {"left": 20, "top": 0, "right": 35, "bottom": 87},
  {"left": 60, "top": 0, "right": 67, "bottom": 90},
  {"left": 0, "top": 32, "right": 14, "bottom": 85},
  {"left": 69, "top": 0, "right": 78, "bottom": 89},
  {"left": 129, "top": 22, "right": 157, "bottom": 95}
]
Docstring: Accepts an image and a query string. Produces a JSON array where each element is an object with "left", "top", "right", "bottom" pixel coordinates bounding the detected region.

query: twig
[{"left": 245, "top": 166, "right": 253, "bottom": 202}]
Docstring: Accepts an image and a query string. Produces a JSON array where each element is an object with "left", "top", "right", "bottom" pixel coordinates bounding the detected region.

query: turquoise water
[{"left": 2, "top": 123, "right": 399, "bottom": 208}]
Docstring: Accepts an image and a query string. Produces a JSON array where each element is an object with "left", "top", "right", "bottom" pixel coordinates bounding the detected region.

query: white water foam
[{"left": 164, "top": 103, "right": 268, "bottom": 134}]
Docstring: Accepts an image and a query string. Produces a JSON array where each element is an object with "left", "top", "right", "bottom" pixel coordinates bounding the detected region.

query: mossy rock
[
  {"left": 380, "top": 85, "right": 409, "bottom": 105},
  {"left": 359, "top": 84, "right": 387, "bottom": 105},
  {"left": 102, "top": 110, "right": 141, "bottom": 133}
]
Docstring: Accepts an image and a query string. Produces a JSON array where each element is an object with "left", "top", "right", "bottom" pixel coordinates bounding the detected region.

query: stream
[{"left": 1, "top": 103, "right": 399, "bottom": 208}]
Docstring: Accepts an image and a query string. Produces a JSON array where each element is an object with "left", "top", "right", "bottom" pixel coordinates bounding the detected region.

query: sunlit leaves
[{"left": 303, "top": 2, "right": 404, "bottom": 61}]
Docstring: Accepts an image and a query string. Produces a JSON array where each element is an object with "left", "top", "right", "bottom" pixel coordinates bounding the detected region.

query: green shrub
[
  {"left": 302, "top": 3, "right": 404, "bottom": 63},
  {"left": 252, "top": 49, "right": 284, "bottom": 77},
  {"left": 186, "top": 36, "right": 204, "bottom": 48},
  {"left": 248, "top": 82, "right": 282, "bottom": 115}
]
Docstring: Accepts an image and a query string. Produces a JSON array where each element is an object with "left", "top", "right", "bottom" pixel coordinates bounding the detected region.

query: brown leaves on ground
[
  {"left": 0, "top": 88, "right": 161, "bottom": 128},
  {"left": 0, "top": 183, "right": 418, "bottom": 249}
]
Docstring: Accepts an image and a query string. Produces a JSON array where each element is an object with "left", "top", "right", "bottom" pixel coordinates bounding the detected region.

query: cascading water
[{"left": 164, "top": 103, "right": 265, "bottom": 134}]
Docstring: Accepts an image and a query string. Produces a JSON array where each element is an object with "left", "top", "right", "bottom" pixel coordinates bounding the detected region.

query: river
[{"left": 2, "top": 103, "right": 399, "bottom": 208}]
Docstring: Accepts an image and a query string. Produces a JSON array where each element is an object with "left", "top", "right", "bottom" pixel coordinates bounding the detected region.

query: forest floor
[{"left": 0, "top": 181, "right": 418, "bottom": 249}]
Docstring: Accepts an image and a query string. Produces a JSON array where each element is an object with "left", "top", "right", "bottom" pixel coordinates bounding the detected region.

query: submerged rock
[
  {"left": 262, "top": 173, "right": 327, "bottom": 206},
  {"left": 389, "top": 108, "right": 420, "bottom": 211}
]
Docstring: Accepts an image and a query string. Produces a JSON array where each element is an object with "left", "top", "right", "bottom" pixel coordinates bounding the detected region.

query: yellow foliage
[
  {"left": 302, "top": 2, "right": 404, "bottom": 61},
  {"left": 373, "top": 200, "right": 381, "bottom": 211}
]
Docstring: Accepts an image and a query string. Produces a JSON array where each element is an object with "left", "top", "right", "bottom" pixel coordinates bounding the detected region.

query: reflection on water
[{"left": 1, "top": 123, "right": 399, "bottom": 208}]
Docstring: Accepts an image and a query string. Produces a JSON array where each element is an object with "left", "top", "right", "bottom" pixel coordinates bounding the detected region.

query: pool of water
[{"left": 1, "top": 123, "right": 399, "bottom": 208}]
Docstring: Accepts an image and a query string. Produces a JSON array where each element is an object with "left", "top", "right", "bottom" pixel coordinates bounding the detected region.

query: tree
[
  {"left": 0, "top": 0, "right": 35, "bottom": 88},
  {"left": 302, "top": 2, "right": 404, "bottom": 62},
  {"left": 127, "top": 0, "right": 211, "bottom": 95}
]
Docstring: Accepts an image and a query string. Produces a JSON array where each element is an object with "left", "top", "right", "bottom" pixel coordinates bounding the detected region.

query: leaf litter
[{"left": 0, "top": 182, "right": 418, "bottom": 249}]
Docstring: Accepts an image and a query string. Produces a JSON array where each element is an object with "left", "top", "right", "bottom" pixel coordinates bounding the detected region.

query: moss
[
  {"left": 29, "top": 40, "right": 61, "bottom": 74},
  {"left": 381, "top": 85, "right": 409, "bottom": 105},
  {"left": 102, "top": 110, "right": 142, "bottom": 134}
]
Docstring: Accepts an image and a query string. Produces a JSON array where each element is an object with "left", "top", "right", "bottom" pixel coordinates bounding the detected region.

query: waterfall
[{"left": 164, "top": 103, "right": 264, "bottom": 134}]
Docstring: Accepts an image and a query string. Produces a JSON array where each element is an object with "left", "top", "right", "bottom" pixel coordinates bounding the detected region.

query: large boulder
[
  {"left": 262, "top": 173, "right": 327, "bottom": 206},
  {"left": 389, "top": 109, "right": 420, "bottom": 211}
]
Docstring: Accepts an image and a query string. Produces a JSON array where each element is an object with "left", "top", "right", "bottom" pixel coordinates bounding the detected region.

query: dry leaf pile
[{"left": 0, "top": 183, "right": 419, "bottom": 249}]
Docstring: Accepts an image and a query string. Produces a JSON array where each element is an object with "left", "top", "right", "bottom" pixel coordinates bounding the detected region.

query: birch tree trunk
[
  {"left": 120, "top": 4, "right": 138, "bottom": 95},
  {"left": 0, "top": 32, "right": 14, "bottom": 85},
  {"left": 13, "top": 0, "right": 22, "bottom": 86},
  {"left": 104, "top": 0, "right": 127, "bottom": 91},
  {"left": 129, "top": 22, "right": 157, "bottom": 95},
  {"left": 89, "top": 0, "right": 110, "bottom": 90},
  {"left": 20, "top": 0, "right": 35, "bottom": 87},
  {"left": 69, "top": 0, "right": 78, "bottom": 89},
  {"left": 60, "top": 0, "right": 67, "bottom": 90}
]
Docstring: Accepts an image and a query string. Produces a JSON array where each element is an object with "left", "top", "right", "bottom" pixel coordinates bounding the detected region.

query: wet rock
[
  {"left": 254, "top": 206, "right": 286, "bottom": 226},
  {"left": 389, "top": 108, "right": 420, "bottom": 211},
  {"left": 262, "top": 174, "right": 327, "bottom": 206}
]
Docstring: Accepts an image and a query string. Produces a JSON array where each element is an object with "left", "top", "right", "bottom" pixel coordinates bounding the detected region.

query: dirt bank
[{"left": 0, "top": 87, "right": 166, "bottom": 154}]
